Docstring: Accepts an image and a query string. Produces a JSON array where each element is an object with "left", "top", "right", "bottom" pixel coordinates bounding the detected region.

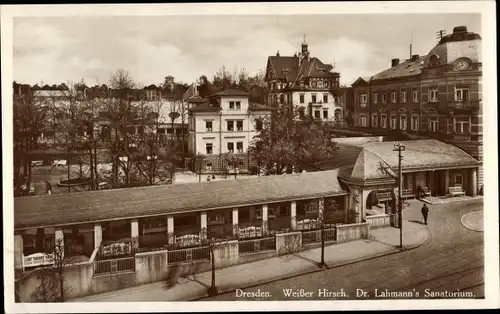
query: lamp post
[{"left": 393, "top": 142, "right": 406, "bottom": 249}]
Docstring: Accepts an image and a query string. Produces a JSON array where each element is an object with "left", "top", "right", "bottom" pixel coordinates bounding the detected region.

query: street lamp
[{"left": 393, "top": 142, "right": 406, "bottom": 249}]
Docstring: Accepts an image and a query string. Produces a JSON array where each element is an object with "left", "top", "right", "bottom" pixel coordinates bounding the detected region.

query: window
[
  {"left": 391, "top": 92, "right": 396, "bottom": 103},
  {"left": 412, "top": 90, "right": 419, "bottom": 102},
  {"left": 227, "top": 142, "right": 234, "bottom": 153},
  {"left": 236, "top": 120, "right": 243, "bottom": 131},
  {"left": 205, "top": 121, "right": 212, "bottom": 132},
  {"left": 299, "top": 94, "right": 305, "bottom": 104},
  {"left": 235, "top": 101, "right": 241, "bottom": 109},
  {"left": 229, "top": 101, "right": 235, "bottom": 109},
  {"left": 311, "top": 94, "right": 317, "bottom": 103},
  {"left": 429, "top": 89, "right": 438, "bottom": 102},
  {"left": 323, "top": 94, "right": 328, "bottom": 103},
  {"left": 255, "top": 119, "right": 263, "bottom": 131},
  {"left": 380, "top": 114, "right": 387, "bottom": 128},
  {"left": 401, "top": 91, "right": 407, "bottom": 103},
  {"left": 371, "top": 113, "right": 378, "bottom": 128},
  {"left": 206, "top": 143, "right": 213, "bottom": 155},
  {"left": 455, "top": 119, "right": 469, "bottom": 134},
  {"left": 360, "top": 93, "right": 367, "bottom": 104},
  {"left": 227, "top": 120, "right": 234, "bottom": 131},
  {"left": 314, "top": 110, "right": 321, "bottom": 119},
  {"left": 411, "top": 115, "right": 419, "bottom": 131},
  {"left": 280, "top": 94, "right": 285, "bottom": 104},
  {"left": 373, "top": 93, "right": 378, "bottom": 104},
  {"left": 323, "top": 109, "right": 328, "bottom": 119},
  {"left": 390, "top": 115, "right": 397, "bottom": 129},
  {"left": 382, "top": 93, "right": 387, "bottom": 103},
  {"left": 237, "top": 142, "right": 243, "bottom": 153},
  {"left": 400, "top": 115, "right": 407, "bottom": 130},
  {"left": 359, "top": 116, "right": 368, "bottom": 127},
  {"left": 429, "top": 118, "right": 438, "bottom": 132},
  {"left": 454, "top": 174, "right": 463, "bottom": 185},
  {"left": 455, "top": 88, "right": 469, "bottom": 102}
]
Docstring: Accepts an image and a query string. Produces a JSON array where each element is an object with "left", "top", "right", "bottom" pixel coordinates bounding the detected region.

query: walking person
[{"left": 421, "top": 204, "right": 429, "bottom": 225}]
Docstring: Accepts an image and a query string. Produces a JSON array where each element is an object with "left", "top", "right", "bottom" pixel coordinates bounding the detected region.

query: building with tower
[
  {"left": 350, "top": 25, "right": 483, "bottom": 193},
  {"left": 264, "top": 36, "right": 344, "bottom": 123}
]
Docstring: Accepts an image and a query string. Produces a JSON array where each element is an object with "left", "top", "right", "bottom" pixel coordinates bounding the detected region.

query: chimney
[
  {"left": 391, "top": 58, "right": 400, "bottom": 67},
  {"left": 276, "top": 50, "right": 280, "bottom": 57},
  {"left": 411, "top": 54, "right": 419, "bottom": 62},
  {"left": 453, "top": 26, "right": 468, "bottom": 34}
]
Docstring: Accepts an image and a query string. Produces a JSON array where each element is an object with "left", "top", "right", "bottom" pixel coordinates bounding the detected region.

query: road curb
[
  {"left": 191, "top": 243, "right": 421, "bottom": 301},
  {"left": 460, "top": 211, "right": 484, "bottom": 232}
]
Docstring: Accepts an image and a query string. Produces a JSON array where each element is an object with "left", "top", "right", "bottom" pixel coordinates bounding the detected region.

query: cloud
[{"left": 12, "top": 14, "right": 481, "bottom": 87}]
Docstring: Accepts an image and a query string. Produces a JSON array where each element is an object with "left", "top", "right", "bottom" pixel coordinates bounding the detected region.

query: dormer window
[{"left": 429, "top": 54, "right": 440, "bottom": 67}]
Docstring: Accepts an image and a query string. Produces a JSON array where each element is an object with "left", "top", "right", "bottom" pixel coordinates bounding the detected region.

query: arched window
[{"left": 273, "top": 94, "right": 277, "bottom": 105}]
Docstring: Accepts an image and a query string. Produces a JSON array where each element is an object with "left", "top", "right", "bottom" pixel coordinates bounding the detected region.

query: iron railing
[
  {"left": 167, "top": 246, "right": 210, "bottom": 264},
  {"left": 238, "top": 237, "right": 276, "bottom": 254},
  {"left": 93, "top": 256, "right": 135, "bottom": 275}
]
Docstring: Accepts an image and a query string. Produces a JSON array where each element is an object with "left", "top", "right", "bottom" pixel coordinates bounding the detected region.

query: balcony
[{"left": 448, "top": 100, "right": 480, "bottom": 111}]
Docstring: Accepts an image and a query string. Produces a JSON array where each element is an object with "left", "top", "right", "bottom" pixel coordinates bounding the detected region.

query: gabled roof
[
  {"left": 210, "top": 89, "right": 249, "bottom": 97},
  {"left": 14, "top": 169, "right": 347, "bottom": 230},
  {"left": 371, "top": 56, "right": 426, "bottom": 81},
  {"left": 348, "top": 149, "right": 396, "bottom": 180},
  {"left": 351, "top": 76, "right": 371, "bottom": 86}
]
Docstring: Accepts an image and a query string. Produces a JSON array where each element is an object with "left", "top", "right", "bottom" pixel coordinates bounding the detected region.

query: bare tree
[
  {"left": 109, "top": 68, "right": 135, "bottom": 90},
  {"left": 13, "top": 92, "right": 49, "bottom": 195},
  {"left": 31, "top": 237, "right": 76, "bottom": 302}
]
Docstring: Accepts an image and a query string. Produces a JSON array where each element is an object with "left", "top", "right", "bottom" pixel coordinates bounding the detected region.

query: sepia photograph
[{"left": 2, "top": 1, "right": 498, "bottom": 312}]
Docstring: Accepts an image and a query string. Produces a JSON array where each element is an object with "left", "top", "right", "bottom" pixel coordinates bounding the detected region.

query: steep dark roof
[
  {"left": 210, "top": 89, "right": 249, "bottom": 97},
  {"left": 371, "top": 56, "right": 426, "bottom": 81},
  {"left": 267, "top": 56, "right": 299, "bottom": 81},
  {"left": 14, "top": 169, "right": 347, "bottom": 230}
]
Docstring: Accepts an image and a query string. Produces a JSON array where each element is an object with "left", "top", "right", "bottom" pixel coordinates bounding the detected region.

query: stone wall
[{"left": 336, "top": 222, "right": 370, "bottom": 243}]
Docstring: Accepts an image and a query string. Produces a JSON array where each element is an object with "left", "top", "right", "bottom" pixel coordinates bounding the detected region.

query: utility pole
[{"left": 393, "top": 142, "right": 406, "bottom": 249}]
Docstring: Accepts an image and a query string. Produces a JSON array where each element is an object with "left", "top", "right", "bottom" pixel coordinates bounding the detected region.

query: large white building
[
  {"left": 187, "top": 89, "right": 273, "bottom": 174},
  {"left": 264, "top": 38, "right": 344, "bottom": 122}
]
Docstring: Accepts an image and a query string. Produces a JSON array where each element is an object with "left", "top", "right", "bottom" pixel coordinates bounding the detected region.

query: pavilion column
[
  {"left": 167, "top": 216, "right": 174, "bottom": 245},
  {"left": 14, "top": 233, "right": 23, "bottom": 270},
  {"left": 444, "top": 170, "right": 450, "bottom": 194},
  {"left": 200, "top": 211, "right": 207, "bottom": 240},
  {"left": 290, "top": 201, "right": 297, "bottom": 230},
  {"left": 131, "top": 219, "right": 139, "bottom": 250},
  {"left": 94, "top": 223, "right": 102, "bottom": 249},
  {"left": 344, "top": 195, "right": 350, "bottom": 223},
  {"left": 249, "top": 207, "right": 256, "bottom": 221},
  {"left": 360, "top": 190, "right": 370, "bottom": 223},
  {"left": 318, "top": 197, "right": 325, "bottom": 223},
  {"left": 262, "top": 204, "right": 268, "bottom": 235},
  {"left": 55, "top": 228, "right": 64, "bottom": 259},
  {"left": 470, "top": 168, "right": 478, "bottom": 197},
  {"left": 232, "top": 208, "right": 239, "bottom": 237}
]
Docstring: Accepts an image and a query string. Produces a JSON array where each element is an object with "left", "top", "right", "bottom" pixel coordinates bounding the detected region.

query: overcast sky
[{"left": 13, "top": 14, "right": 481, "bottom": 87}]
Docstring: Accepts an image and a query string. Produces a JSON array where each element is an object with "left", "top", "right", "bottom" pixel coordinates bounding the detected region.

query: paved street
[{"left": 203, "top": 198, "right": 484, "bottom": 300}]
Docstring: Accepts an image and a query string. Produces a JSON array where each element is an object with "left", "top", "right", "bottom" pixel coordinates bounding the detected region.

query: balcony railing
[{"left": 448, "top": 100, "right": 480, "bottom": 110}]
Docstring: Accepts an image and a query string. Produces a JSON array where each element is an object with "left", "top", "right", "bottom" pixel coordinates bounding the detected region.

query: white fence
[{"left": 22, "top": 253, "right": 55, "bottom": 270}]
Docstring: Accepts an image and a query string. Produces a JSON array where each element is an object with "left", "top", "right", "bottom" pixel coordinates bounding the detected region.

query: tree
[
  {"left": 13, "top": 93, "right": 49, "bottom": 195},
  {"left": 31, "top": 237, "right": 75, "bottom": 302},
  {"left": 109, "top": 68, "right": 135, "bottom": 90},
  {"left": 249, "top": 106, "right": 338, "bottom": 175}
]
